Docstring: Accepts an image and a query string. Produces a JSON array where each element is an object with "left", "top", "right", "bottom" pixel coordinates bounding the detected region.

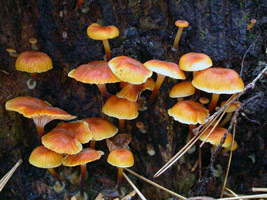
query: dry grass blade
[
  {"left": 125, "top": 168, "right": 186, "bottom": 200},
  {"left": 218, "top": 193, "right": 267, "bottom": 200},
  {"left": 123, "top": 172, "right": 147, "bottom": 200},
  {"left": 252, "top": 188, "right": 267, "bottom": 192},
  {"left": 0, "top": 159, "right": 23, "bottom": 192},
  {"left": 225, "top": 187, "right": 242, "bottom": 200}
]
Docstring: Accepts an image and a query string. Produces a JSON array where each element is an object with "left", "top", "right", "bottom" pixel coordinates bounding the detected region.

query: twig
[
  {"left": 225, "top": 187, "right": 242, "bottom": 199},
  {"left": 240, "top": 112, "right": 261, "bottom": 125},
  {"left": 252, "top": 187, "right": 267, "bottom": 192},
  {"left": 218, "top": 193, "right": 267, "bottom": 200},
  {"left": 125, "top": 168, "right": 186, "bottom": 200},
  {"left": 123, "top": 172, "right": 147, "bottom": 200}
]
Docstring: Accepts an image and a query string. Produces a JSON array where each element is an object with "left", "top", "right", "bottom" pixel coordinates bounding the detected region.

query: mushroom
[
  {"left": 192, "top": 68, "right": 244, "bottom": 112},
  {"left": 108, "top": 56, "right": 152, "bottom": 85},
  {"left": 29, "top": 145, "right": 63, "bottom": 182},
  {"left": 116, "top": 78, "right": 155, "bottom": 102},
  {"left": 29, "top": 37, "right": 38, "bottom": 50},
  {"left": 172, "top": 20, "right": 189, "bottom": 51},
  {"left": 6, "top": 48, "right": 18, "bottom": 57},
  {"left": 219, "top": 101, "right": 241, "bottom": 127},
  {"left": 143, "top": 60, "right": 185, "bottom": 106},
  {"left": 169, "top": 81, "right": 195, "bottom": 102},
  {"left": 68, "top": 60, "right": 120, "bottom": 97},
  {"left": 15, "top": 51, "right": 52, "bottom": 79},
  {"left": 63, "top": 148, "right": 104, "bottom": 196},
  {"left": 199, "top": 97, "right": 210, "bottom": 106},
  {"left": 83, "top": 117, "right": 118, "bottom": 149},
  {"left": 42, "top": 121, "right": 92, "bottom": 155},
  {"left": 247, "top": 19, "right": 257, "bottom": 30},
  {"left": 102, "top": 96, "right": 138, "bottom": 133},
  {"left": 107, "top": 149, "right": 134, "bottom": 192},
  {"left": 168, "top": 100, "right": 209, "bottom": 137},
  {"left": 87, "top": 23, "right": 119, "bottom": 61},
  {"left": 5, "top": 96, "right": 76, "bottom": 139},
  {"left": 179, "top": 52, "right": 213, "bottom": 76}
]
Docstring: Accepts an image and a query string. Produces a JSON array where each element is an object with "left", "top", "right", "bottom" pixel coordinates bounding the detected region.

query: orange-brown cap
[
  {"left": 200, "top": 127, "right": 233, "bottom": 147},
  {"left": 63, "top": 148, "right": 104, "bottom": 167},
  {"left": 5, "top": 96, "right": 76, "bottom": 126},
  {"left": 102, "top": 96, "right": 138, "bottom": 120},
  {"left": 29, "top": 146, "right": 63, "bottom": 168},
  {"left": 144, "top": 60, "right": 186, "bottom": 79},
  {"left": 192, "top": 68, "right": 244, "bottom": 94},
  {"left": 169, "top": 81, "right": 195, "bottom": 98},
  {"left": 68, "top": 61, "right": 120, "bottom": 84},
  {"left": 108, "top": 56, "right": 152, "bottom": 84},
  {"left": 199, "top": 97, "right": 210, "bottom": 105},
  {"left": 87, "top": 23, "right": 119, "bottom": 40},
  {"left": 179, "top": 52, "right": 212, "bottom": 71},
  {"left": 107, "top": 149, "right": 134, "bottom": 168},
  {"left": 15, "top": 51, "right": 53, "bottom": 73},
  {"left": 83, "top": 117, "right": 118, "bottom": 141},
  {"left": 175, "top": 20, "right": 189, "bottom": 28},
  {"left": 168, "top": 100, "right": 209, "bottom": 125},
  {"left": 42, "top": 121, "right": 92, "bottom": 155},
  {"left": 220, "top": 101, "right": 241, "bottom": 113}
]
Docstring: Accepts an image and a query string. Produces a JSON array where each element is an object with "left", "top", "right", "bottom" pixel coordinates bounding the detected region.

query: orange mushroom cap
[
  {"left": 168, "top": 100, "right": 209, "bottom": 125},
  {"left": 107, "top": 149, "right": 134, "bottom": 168},
  {"left": 68, "top": 61, "right": 120, "bottom": 84},
  {"left": 5, "top": 96, "right": 76, "bottom": 127},
  {"left": 175, "top": 20, "right": 189, "bottom": 28},
  {"left": 83, "top": 117, "right": 118, "bottom": 141},
  {"left": 169, "top": 81, "right": 195, "bottom": 98},
  {"left": 199, "top": 97, "right": 210, "bottom": 105},
  {"left": 15, "top": 51, "right": 53, "bottom": 73},
  {"left": 87, "top": 23, "right": 119, "bottom": 40},
  {"left": 102, "top": 96, "right": 138, "bottom": 120},
  {"left": 220, "top": 101, "right": 241, "bottom": 113},
  {"left": 200, "top": 126, "right": 233, "bottom": 147},
  {"left": 29, "top": 145, "right": 63, "bottom": 168},
  {"left": 63, "top": 148, "right": 104, "bottom": 167},
  {"left": 192, "top": 68, "right": 244, "bottom": 94},
  {"left": 143, "top": 60, "right": 186, "bottom": 79},
  {"left": 42, "top": 121, "right": 92, "bottom": 155},
  {"left": 108, "top": 56, "right": 152, "bottom": 84},
  {"left": 179, "top": 52, "right": 212, "bottom": 72}
]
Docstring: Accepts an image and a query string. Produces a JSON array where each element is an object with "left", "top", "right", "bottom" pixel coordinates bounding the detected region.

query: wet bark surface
[{"left": 0, "top": 0, "right": 266, "bottom": 199}]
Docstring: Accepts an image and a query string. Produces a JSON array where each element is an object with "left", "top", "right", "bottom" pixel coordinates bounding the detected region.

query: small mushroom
[
  {"left": 169, "top": 81, "right": 195, "bottom": 102},
  {"left": 247, "top": 19, "right": 257, "bottom": 30},
  {"left": 172, "top": 20, "right": 189, "bottom": 51},
  {"left": 87, "top": 23, "right": 119, "bottom": 61},
  {"left": 107, "top": 149, "right": 134, "bottom": 192},
  {"left": 29, "top": 37, "right": 38, "bottom": 50},
  {"left": 219, "top": 101, "right": 241, "bottom": 127},
  {"left": 6, "top": 48, "right": 18, "bottom": 57},
  {"left": 199, "top": 97, "right": 210, "bottom": 105}
]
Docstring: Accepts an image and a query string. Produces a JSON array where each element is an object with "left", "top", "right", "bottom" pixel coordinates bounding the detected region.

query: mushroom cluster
[{"left": 5, "top": 19, "right": 246, "bottom": 199}]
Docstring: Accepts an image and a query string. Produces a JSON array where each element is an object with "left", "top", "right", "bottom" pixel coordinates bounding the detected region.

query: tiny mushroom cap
[
  {"left": 6, "top": 48, "right": 17, "bottom": 53},
  {"left": 192, "top": 68, "right": 244, "bottom": 94},
  {"left": 169, "top": 81, "right": 195, "bottom": 98},
  {"left": 175, "top": 20, "right": 189, "bottom": 28},
  {"left": 199, "top": 97, "right": 210, "bottom": 105},
  {"left": 87, "top": 23, "right": 119, "bottom": 40},
  {"left": 83, "top": 117, "right": 118, "bottom": 141},
  {"left": 108, "top": 56, "right": 152, "bottom": 85},
  {"left": 68, "top": 61, "right": 120, "bottom": 84},
  {"left": 220, "top": 101, "right": 241, "bottom": 113},
  {"left": 107, "top": 149, "right": 134, "bottom": 168},
  {"left": 29, "top": 37, "right": 38, "bottom": 44},
  {"left": 63, "top": 148, "right": 104, "bottom": 167},
  {"left": 102, "top": 96, "right": 138, "bottom": 120},
  {"left": 29, "top": 145, "right": 63, "bottom": 168},
  {"left": 168, "top": 100, "right": 209, "bottom": 125},
  {"left": 15, "top": 51, "right": 53, "bottom": 73},
  {"left": 42, "top": 121, "right": 92, "bottom": 155},
  {"left": 200, "top": 126, "right": 233, "bottom": 148},
  {"left": 5, "top": 96, "right": 76, "bottom": 137},
  {"left": 179, "top": 52, "right": 213, "bottom": 72}
]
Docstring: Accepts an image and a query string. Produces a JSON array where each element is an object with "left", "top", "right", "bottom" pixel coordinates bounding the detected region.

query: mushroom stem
[
  {"left": 36, "top": 125, "right": 45, "bottom": 140},
  {"left": 219, "top": 112, "right": 233, "bottom": 127},
  {"left": 148, "top": 74, "right": 166, "bottom": 106},
  {"left": 47, "top": 168, "right": 62, "bottom": 184},
  {"left": 117, "top": 167, "right": 124, "bottom": 192},
  {"left": 198, "top": 146, "right": 202, "bottom": 179},
  {"left": 102, "top": 39, "right": 111, "bottom": 61},
  {"left": 80, "top": 164, "right": 87, "bottom": 188},
  {"left": 208, "top": 93, "right": 220, "bottom": 112},
  {"left": 189, "top": 124, "right": 196, "bottom": 138},
  {"left": 172, "top": 27, "right": 184, "bottom": 51},
  {"left": 90, "top": 140, "right": 96, "bottom": 149},
  {"left": 177, "top": 97, "right": 183, "bottom": 102},
  {"left": 119, "top": 119, "right": 125, "bottom": 133},
  {"left": 75, "top": 0, "right": 83, "bottom": 11},
  {"left": 96, "top": 84, "right": 110, "bottom": 97}
]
